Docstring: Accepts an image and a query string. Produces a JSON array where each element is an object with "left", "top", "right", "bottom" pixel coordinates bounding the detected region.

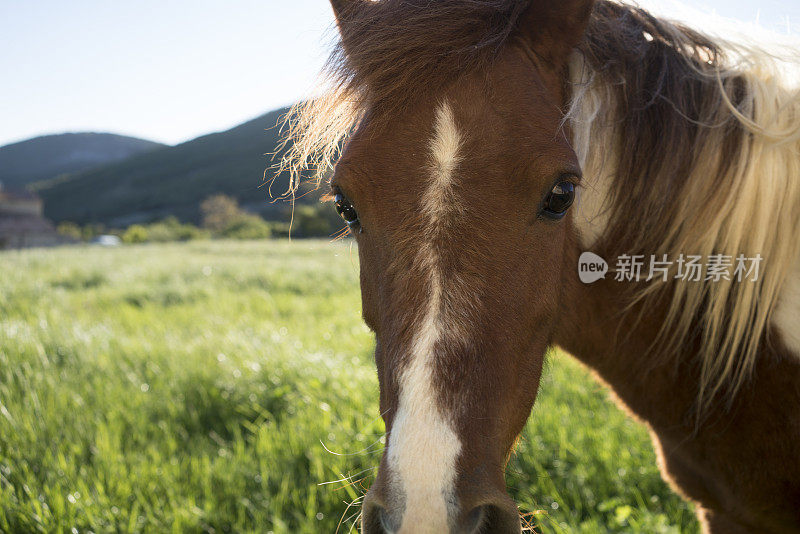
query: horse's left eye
[
  {"left": 542, "top": 180, "right": 575, "bottom": 219},
  {"left": 334, "top": 192, "right": 360, "bottom": 228}
]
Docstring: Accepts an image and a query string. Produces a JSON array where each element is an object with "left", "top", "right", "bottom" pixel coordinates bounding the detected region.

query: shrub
[
  {"left": 56, "top": 222, "right": 82, "bottom": 241},
  {"left": 145, "top": 217, "right": 208, "bottom": 242},
  {"left": 122, "top": 224, "right": 149, "bottom": 244},
  {"left": 219, "top": 214, "right": 272, "bottom": 240},
  {"left": 267, "top": 221, "right": 291, "bottom": 239},
  {"left": 201, "top": 194, "right": 242, "bottom": 232},
  {"left": 292, "top": 204, "right": 344, "bottom": 238},
  {"left": 81, "top": 223, "right": 106, "bottom": 241}
]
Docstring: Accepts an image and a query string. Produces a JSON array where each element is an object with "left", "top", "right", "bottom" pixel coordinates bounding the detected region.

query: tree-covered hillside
[
  {"left": 0, "top": 133, "right": 165, "bottom": 189},
  {"left": 35, "top": 108, "right": 310, "bottom": 226}
]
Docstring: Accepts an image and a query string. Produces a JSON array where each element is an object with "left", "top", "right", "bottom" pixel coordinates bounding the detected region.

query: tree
[
  {"left": 200, "top": 194, "right": 241, "bottom": 232},
  {"left": 219, "top": 213, "right": 272, "bottom": 240},
  {"left": 56, "top": 222, "right": 82, "bottom": 241},
  {"left": 122, "top": 224, "right": 148, "bottom": 244}
]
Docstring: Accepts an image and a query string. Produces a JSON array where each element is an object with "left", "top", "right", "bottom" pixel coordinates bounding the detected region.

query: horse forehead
[{"left": 337, "top": 103, "right": 469, "bottom": 214}]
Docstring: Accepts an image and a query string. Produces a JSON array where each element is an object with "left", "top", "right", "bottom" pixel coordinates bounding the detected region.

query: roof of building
[
  {"left": 0, "top": 214, "right": 56, "bottom": 234},
  {"left": 0, "top": 188, "right": 40, "bottom": 202}
]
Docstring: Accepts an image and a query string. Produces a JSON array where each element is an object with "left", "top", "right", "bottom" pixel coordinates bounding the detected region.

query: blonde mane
[{"left": 569, "top": 2, "right": 800, "bottom": 413}]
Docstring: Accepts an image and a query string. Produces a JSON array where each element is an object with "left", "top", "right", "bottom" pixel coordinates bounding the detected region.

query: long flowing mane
[
  {"left": 279, "top": 0, "right": 800, "bottom": 413},
  {"left": 568, "top": 2, "right": 800, "bottom": 412}
]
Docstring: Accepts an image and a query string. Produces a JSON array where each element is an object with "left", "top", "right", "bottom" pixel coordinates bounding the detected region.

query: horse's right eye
[
  {"left": 334, "top": 192, "right": 360, "bottom": 229},
  {"left": 541, "top": 180, "right": 575, "bottom": 219}
]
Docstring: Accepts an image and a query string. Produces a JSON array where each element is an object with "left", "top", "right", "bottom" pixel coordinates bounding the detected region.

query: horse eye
[
  {"left": 542, "top": 180, "right": 575, "bottom": 219},
  {"left": 334, "top": 192, "right": 360, "bottom": 228}
]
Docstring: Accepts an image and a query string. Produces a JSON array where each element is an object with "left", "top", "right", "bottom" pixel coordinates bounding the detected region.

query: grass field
[{"left": 0, "top": 240, "right": 698, "bottom": 533}]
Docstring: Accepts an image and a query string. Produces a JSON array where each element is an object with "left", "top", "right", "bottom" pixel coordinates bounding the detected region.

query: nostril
[
  {"left": 362, "top": 501, "right": 397, "bottom": 534},
  {"left": 361, "top": 501, "right": 383, "bottom": 533},
  {"left": 463, "top": 505, "right": 487, "bottom": 533},
  {"left": 378, "top": 507, "right": 397, "bottom": 532},
  {"left": 461, "top": 503, "right": 521, "bottom": 534}
]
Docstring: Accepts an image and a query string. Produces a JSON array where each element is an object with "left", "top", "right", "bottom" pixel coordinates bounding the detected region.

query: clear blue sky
[{"left": 0, "top": 0, "right": 797, "bottom": 148}]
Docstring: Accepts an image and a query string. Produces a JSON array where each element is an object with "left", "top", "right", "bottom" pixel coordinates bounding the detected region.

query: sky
[{"left": 0, "top": 0, "right": 798, "bottom": 148}]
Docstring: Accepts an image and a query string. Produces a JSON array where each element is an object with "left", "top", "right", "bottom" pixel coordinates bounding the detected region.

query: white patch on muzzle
[{"left": 386, "top": 102, "right": 463, "bottom": 533}]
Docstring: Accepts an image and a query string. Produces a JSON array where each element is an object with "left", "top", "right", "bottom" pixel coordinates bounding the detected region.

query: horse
[{"left": 281, "top": 0, "right": 800, "bottom": 532}]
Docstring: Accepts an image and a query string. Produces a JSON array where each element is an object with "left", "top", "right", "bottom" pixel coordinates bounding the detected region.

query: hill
[
  {"left": 36, "top": 108, "right": 306, "bottom": 226},
  {"left": 0, "top": 133, "right": 165, "bottom": 189}
]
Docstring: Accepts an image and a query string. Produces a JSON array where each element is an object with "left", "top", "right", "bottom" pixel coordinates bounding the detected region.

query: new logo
[{"left": 578, "top": 252, "right": 608, "bottom": 284}]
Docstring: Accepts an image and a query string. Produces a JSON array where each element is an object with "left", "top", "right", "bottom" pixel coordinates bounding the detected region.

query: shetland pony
[{"left": 281, "top": 1, "right": 800, "bottom": 532}]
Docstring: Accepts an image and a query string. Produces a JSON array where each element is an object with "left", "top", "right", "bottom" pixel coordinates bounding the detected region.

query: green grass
[{"left": 0, "top": 240, "right": 698, "bottom": 533}]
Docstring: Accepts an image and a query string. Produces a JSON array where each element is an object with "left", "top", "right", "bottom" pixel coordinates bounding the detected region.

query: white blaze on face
[{"left": 387, "top": 102, "right": 463, "bottom": 533}]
